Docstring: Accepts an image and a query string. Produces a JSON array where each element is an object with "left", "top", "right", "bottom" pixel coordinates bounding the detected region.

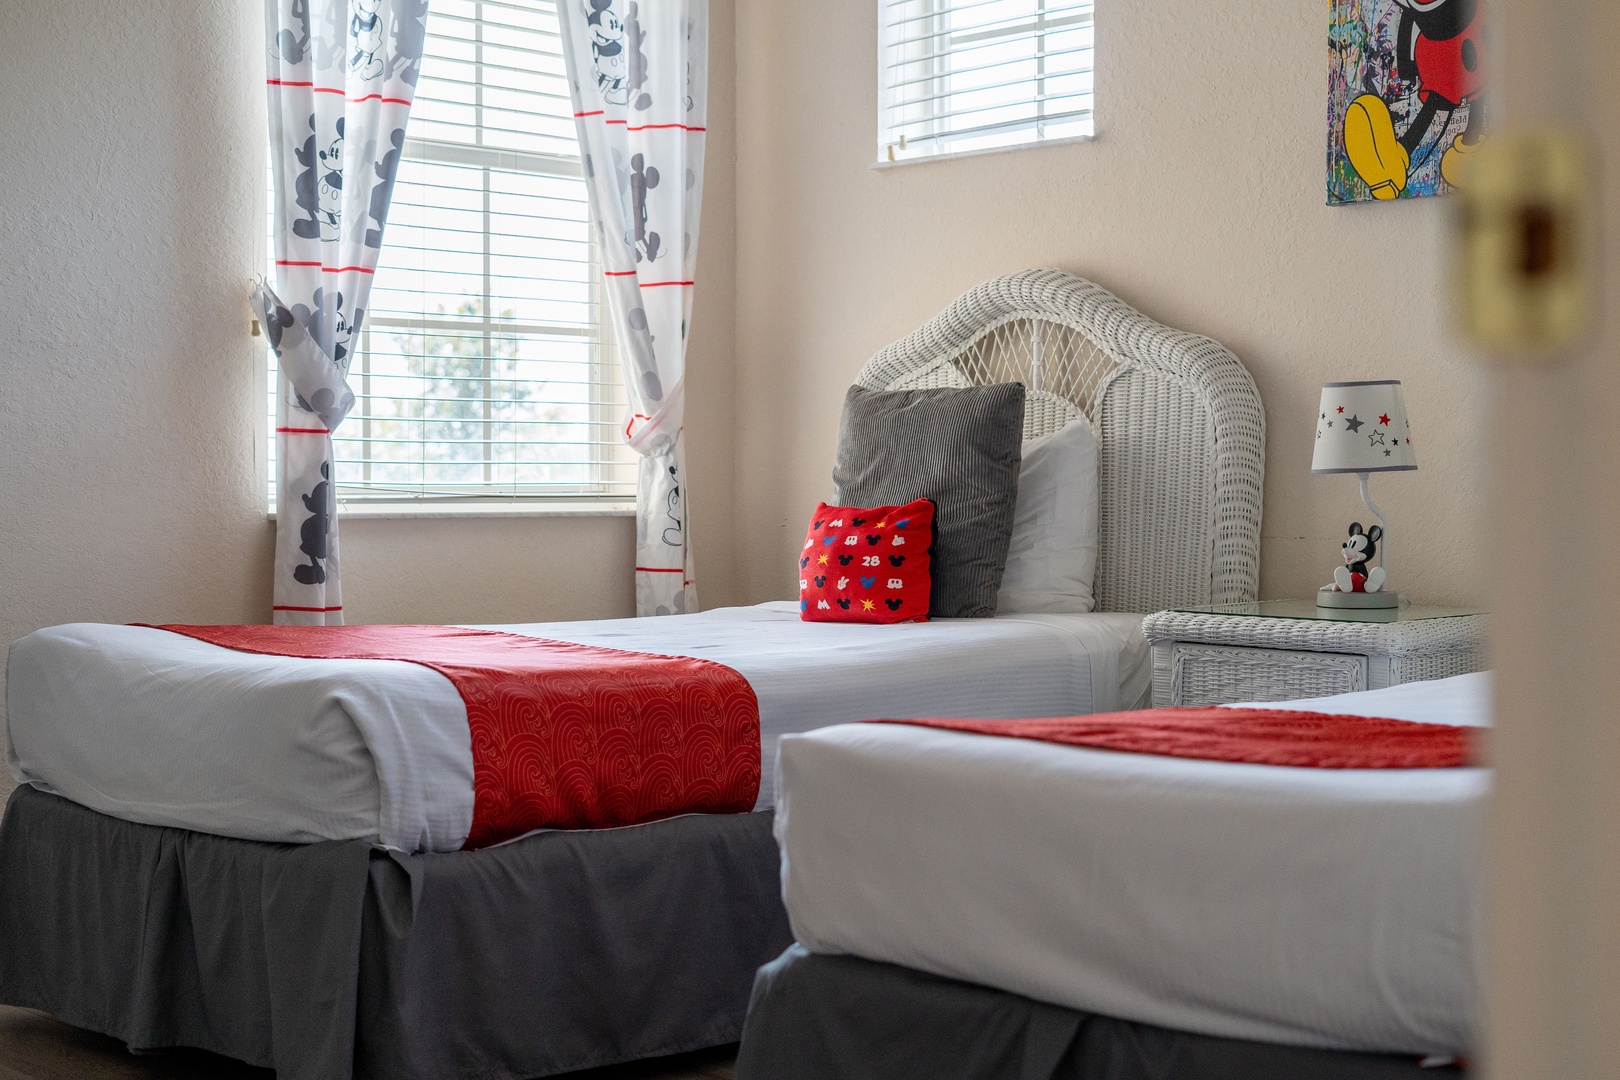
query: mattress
[
  {"left": 772, "top": 673, "right": 1491, "bottom": 1058},
  {"left": 5, "top": 601, "right": 1150, "bottom": 852}
]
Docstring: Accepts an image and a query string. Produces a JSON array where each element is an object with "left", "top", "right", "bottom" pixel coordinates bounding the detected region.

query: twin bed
[
  {"left": 743, "top": 674, "right": 1486, "bottom": 1079},
  {"left": 0, "top": 271, "right": 1480, "bottom": 1079},
  {"left": 7, "top": 604, "right": 1152, "bottom": 851}
]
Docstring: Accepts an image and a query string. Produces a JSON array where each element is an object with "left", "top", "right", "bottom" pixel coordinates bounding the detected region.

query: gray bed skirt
[
  {"left": 0, "top": 785, "right": 792, "bottom": 1080},
  {"left": 736, "top": 946, "right": 1465, "bottom": 1080}
]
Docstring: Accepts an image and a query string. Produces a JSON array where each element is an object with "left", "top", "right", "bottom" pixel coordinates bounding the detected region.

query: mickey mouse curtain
[
  {"left": 254, "top": 0, "right": 428, "bottom": 625},
  {"left": 557, "top": 0, "right": 707, "bottom": 617}
]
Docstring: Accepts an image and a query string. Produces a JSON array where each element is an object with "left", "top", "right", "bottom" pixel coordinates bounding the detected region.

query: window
[
  {"left": 268, "top": 0, "right": 634, "bottom": 504},
  {"left": 878, "top": 0, "right": 1095, "bottom": 163}
]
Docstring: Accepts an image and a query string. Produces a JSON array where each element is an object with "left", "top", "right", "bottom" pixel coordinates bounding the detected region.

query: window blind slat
[
  {"left": 365, "top": 314, "right": 597, "bottom": 333},
  {"left": 891, "top": 70, "right": 1092, "bottom": 112},
  {"left": 886, "top": 7, "right": 1092, "bottom": 52},
  {"left": 892, "top": 105, "right": 1094, "bottom": 149},
  {"left": 437, "top": 0, "right": 559, "bottom": 25},
  {"left": 882, "top": 0, "right": 1081, "bottom": 28},
  {"left": 889, "top": 89, "right": 1093, "bottom": 129},
  {"left": 883, "top": 26, "right": 1094, "bottom": 73},
  {"left": 459, "top": 45, "right": 560, "bottom": 69},
  {"left": 885, "top": 46, "right": 1094, "bottom": 94}
]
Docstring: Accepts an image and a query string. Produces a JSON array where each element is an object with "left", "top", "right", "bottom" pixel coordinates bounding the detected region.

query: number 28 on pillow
[{"left": 798, "top": 498, "right": 934, "bottom": 624}]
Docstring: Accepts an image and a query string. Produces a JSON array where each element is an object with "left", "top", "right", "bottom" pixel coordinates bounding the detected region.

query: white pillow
[{"left": 995, "top": 418, "right": 1099, "bottom": 613}]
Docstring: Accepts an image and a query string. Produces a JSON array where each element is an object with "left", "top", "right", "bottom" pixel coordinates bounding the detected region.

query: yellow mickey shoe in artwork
[
  {"left": 1440, "top": 133, "right": 1481, "bottom": 189},
  {"left": 1344, "top": 94, "right": 1409, "bottom": 200}
]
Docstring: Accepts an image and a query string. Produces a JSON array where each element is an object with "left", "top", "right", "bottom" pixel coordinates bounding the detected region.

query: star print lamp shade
[{"left": 1313, "top": 380, "right": 1415, "bottom": 609}]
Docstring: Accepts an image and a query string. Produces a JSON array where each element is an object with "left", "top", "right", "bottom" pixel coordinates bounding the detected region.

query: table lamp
[{"left": 1312, "top": 380, "right": 1416, "bottom": 609}]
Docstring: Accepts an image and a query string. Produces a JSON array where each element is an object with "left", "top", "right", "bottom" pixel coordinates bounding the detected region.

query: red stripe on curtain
[
  {"left": 267, "top": 79, "right": 411, "bottom": 104},
  {"left": 274, "top": 261, "right": 376, "bottom": 274}
]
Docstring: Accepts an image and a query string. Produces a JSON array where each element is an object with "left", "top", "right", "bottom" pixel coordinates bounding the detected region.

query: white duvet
[
  {"left": 774, "top": 673, "right": 1491, "bottom": 1058},
  {"left": 5, "top": 602, "right": 1150, "bottom": 852}
]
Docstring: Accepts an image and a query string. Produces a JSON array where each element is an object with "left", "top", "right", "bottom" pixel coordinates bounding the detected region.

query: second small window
[{"left": 879, "top": 0, "right": 1095, "bottom": 163}]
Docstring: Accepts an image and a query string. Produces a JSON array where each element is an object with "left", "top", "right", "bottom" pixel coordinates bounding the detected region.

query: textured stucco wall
[
  {"left": 0, "top": 2, "right": 271, "bottom": 809},
  {"left": 682, "top": 0, "right": 740, "bottom": 610},
  {"left": 729, "top": 0, "right": 1486, "bottom": 608},
  {"left": 0, "top": 0, "right": 740, "bottom": 807}
]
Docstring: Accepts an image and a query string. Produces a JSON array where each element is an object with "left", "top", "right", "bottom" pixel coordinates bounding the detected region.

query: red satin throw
[
  {"left": 872, "top": 708, "right": 1479, "bottom": 769},
  {"left": 149, "top": 624, "right": 761, "bottom": 848}
]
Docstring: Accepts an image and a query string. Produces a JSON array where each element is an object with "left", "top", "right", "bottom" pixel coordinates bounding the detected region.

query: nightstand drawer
[{"left": 1167, "top": 643, "right": 1369, "bottom": 707}]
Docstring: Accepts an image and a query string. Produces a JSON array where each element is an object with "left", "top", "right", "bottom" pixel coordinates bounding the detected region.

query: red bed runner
[
  {"left": 873, "top": 708, "right": 1479, "bottom": 769},
  {"left": 148, "top": 624, "right": 761, "bottom": 848}
]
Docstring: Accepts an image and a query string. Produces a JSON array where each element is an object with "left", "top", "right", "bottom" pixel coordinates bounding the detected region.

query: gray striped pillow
[{"left": 831, "top": 383, "right": 1026, "bottom": 618}]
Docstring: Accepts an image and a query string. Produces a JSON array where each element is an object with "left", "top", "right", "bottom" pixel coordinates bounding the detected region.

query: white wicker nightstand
[{"left": 1141, "top": 601, "right": 1487, "bottom": 707}]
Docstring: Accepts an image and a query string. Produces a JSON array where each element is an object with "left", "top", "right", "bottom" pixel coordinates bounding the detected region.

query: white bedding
[
  {"left": 773, "top": 672, "right": 1491, "bottom": 1058},
  {"left": 5, "top": 602, "right": 1150, "bottom": 852}
]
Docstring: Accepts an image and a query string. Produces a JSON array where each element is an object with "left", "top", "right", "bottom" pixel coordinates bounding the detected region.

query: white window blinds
[
  {"left": 268, "top": 0, "right": 634, "bottom": 503},
  {"left": 878, "top": 0, "right": 1095, "bottom": 162}
]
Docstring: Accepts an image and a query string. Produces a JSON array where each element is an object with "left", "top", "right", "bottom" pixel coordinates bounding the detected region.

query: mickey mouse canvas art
[{"left": 1327, "top": 0, "right": 1488, "bottom": 204}]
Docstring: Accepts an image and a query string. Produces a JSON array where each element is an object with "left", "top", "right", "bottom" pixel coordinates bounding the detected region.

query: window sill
[
  {"left": 267, "top": 501, "right": 636, "bottom": 521},
  {"left": 871, "top": 131, "right": 1096, "bottom": 170}
]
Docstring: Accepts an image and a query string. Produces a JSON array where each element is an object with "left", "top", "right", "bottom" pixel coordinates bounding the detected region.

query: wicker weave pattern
[
  {"left": 855, "top": 270, "right": 1265, "bottom": 613},
  {"left": 1140, "top": 611, "right": 1488, "bottom": 657},
  {"left": 1394, "top": 649, "right": 1487, "bottom": 684},
  {"left": 1141, "top": 610, "right": 1488, "bottom": 706},
  {"left": 1163, "top": 644, "right": 1369, "bottom": 708}
]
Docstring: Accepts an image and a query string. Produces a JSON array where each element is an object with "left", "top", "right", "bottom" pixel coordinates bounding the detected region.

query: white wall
[
  {"left": 0, "top": 0, "right": 741, "bottom": 808},
  {"left": 729, "top": 0, "right": 1486, "bottom": 609}
]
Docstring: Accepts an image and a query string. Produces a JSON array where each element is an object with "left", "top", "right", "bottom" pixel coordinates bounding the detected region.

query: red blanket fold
[
  {"left": 147, "top": 624, "right": 761, "bottom": 848},
  {"left": 872, "top": 708, "right": 1480, "bottom": 769}
]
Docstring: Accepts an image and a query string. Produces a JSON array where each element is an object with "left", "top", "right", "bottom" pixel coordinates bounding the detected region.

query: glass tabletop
[{"left": 1170, "top": 599, "right": 1485, "bottom": 624}]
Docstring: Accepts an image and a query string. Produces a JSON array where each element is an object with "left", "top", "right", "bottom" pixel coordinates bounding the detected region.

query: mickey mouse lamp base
[
  {"left": 1317, "top": 477, "right": 1400, "bottom": 610},
  {"left": 1317, "top": 584, "right": 1400, "bottom": 609}
]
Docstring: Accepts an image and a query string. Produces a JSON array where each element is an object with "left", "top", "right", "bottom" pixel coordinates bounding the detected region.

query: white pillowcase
[{"left": 995, "top": 418, "right": 1099, "bottom": 613}]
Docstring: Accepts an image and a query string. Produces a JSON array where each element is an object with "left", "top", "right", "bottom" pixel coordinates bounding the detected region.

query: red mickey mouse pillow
[{"left": 799, "top": 498, "right": 934, "bottom": 624}]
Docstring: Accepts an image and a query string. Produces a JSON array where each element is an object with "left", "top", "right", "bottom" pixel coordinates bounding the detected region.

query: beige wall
[
  {"left": 0, "top": 0, "right": 740, "bottom": 805},
  {"left": 684, "top": 0, "right": 740, "bottom": 610},
  {"left": 730, "top": 0, "right": 1486, "bottom": 608},
  {"left": 0, "top": 1, "right": 267, "bottom": 812}
]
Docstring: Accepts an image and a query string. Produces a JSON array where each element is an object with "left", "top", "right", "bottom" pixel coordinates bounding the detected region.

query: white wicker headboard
[{"left": 854, "top": 269, "right": 1265, "bottom": 613}]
